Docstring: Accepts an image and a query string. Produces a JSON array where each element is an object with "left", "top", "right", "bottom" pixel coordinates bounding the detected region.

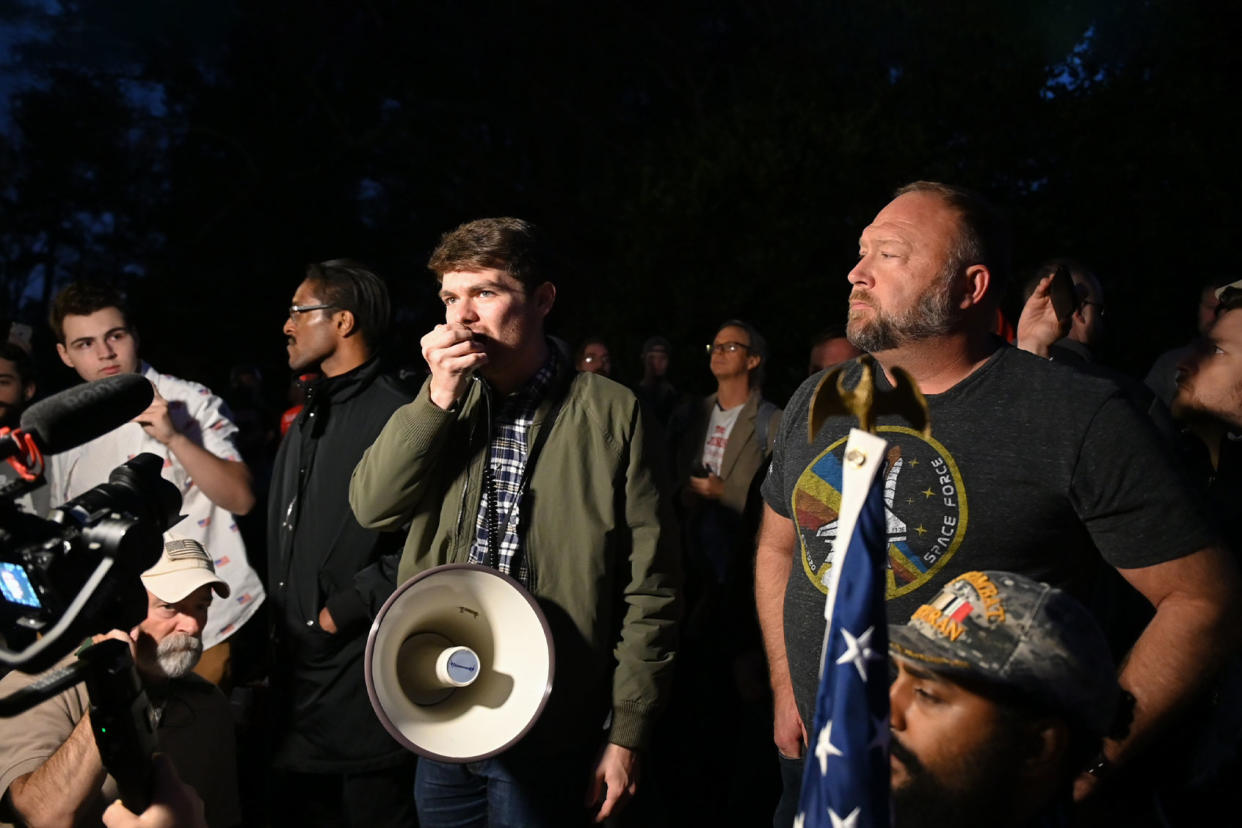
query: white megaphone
[{"left": 365, "top": 564, "right": 555, "bottom": 762}]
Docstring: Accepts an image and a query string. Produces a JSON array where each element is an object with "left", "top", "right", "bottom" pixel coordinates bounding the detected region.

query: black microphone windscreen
[{"left": 19, "top": 374, "right": 155, "bottom": 455}]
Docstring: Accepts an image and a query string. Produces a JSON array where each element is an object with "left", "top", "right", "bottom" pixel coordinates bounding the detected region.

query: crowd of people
[{"left": 0, "top": 182, "right": 1238, "bottom": 828}]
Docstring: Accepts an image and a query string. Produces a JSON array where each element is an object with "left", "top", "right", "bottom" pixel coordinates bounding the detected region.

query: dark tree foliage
[{"left": 0, "top": 0, "right": 1239, "bottom": 403}]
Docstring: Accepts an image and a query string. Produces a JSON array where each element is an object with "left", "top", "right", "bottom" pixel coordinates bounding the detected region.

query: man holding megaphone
[{"left": 351, "top": 217, "right": 681, "bottom": 826}]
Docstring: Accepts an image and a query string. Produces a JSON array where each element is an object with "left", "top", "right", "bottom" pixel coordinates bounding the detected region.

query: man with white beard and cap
[{"left": 0, "top": 535, "right": 242, "bottom": 828}]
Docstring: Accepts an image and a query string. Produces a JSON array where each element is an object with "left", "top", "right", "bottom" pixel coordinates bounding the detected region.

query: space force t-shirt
[{"left": 762, "top": 344, "right": 1216, "bottom": 726}]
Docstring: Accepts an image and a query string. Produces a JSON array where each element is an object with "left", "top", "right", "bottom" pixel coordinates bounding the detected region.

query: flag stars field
[
  {"left": 836, "top": 625, "right": 880, "bottom": 681},
  {"left": 830, "top": 806, "right": 861, "bottom": 828},
  {"left": 816, "top": 720, "right": 844, "bottom": 774}
]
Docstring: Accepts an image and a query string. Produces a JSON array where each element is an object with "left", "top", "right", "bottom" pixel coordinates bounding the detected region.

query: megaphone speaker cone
[{"left": 366, "top": 564, "right": 555, "bottom": 763}]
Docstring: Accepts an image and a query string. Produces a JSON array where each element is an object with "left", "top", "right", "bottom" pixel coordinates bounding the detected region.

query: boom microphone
[{"left": 19, "top": 374, "right": 154, "bottom": 455}]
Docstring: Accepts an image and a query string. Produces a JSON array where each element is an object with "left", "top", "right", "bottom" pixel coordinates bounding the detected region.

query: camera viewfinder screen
[{"left": 0, "top": 562, "right": 41, "bottom": 609}]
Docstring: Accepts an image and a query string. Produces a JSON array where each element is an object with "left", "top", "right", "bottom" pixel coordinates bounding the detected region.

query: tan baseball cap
[
  {"left": 1214, "top": 278, "right": 1242, "bottom": 300},
  {"left": 141, "top": 534, "right": 230, "bottom": 603}
]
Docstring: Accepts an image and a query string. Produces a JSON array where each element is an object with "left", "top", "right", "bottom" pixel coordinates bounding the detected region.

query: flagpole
[
  {"left": 819, "top": 428, "right": 888, "bottom": 677},
  {"left": 796, "top": 356, "right": 929, "bottom": 827}
]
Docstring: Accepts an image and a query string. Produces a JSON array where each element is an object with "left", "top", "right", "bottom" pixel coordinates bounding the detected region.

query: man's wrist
[
  {"left": 1016, "top": 338, "right": 1051, "bottom": 358},
  {"left": 427, "top": 381, "right": 462, "bottom": 411}
]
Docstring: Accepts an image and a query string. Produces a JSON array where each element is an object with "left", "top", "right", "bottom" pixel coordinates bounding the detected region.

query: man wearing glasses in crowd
[
  {"left": 664, "top": 321, "right": 782, "bottom": 819},
  {"left": 677, "top": 320, "right": 781, "bottom": 554},
  {"left": 266, "top": 260, "right": 416, "bottom": 827}
]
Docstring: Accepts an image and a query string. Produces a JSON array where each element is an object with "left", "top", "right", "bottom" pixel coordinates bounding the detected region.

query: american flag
[{"left": 796, "top": 430, "right": 891, "bottom": 828}]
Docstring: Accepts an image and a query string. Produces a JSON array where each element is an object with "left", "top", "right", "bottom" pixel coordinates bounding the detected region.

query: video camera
[
  {"left": 0, "top": 452, "right": 181, "bottom": 669},
  {"left": 0, "top": 374, "right": 182, "bottom": 812}
]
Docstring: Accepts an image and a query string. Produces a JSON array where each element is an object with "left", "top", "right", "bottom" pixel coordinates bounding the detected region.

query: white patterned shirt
[{"left": 46, "top": 363, "right": 265, "bottom": 649}]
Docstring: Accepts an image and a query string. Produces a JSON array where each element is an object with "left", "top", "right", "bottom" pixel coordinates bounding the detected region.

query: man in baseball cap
[
  {"left": 142, "top": 535, "right": 230, "bottom": 603},
  {"left": 0, "top": 534, "right": 241, "bottom": 827},
  {"left": 136, "top": 534, "right": 230, "bottom": 682},
  {"left": 887, "top": 570, "right": 1124, "bottom": 828}
]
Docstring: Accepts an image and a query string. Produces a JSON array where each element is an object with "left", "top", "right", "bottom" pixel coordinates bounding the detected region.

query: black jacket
[{"left": 267, "top": 357, "right": 413, "bottom": 772}]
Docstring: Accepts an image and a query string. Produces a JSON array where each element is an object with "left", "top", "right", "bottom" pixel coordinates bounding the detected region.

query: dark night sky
[{"left": 1, "top": 0, "right": 1240, "bottom": 406}]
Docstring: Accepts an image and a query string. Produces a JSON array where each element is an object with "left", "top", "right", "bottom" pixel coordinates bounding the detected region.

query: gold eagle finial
[{"left": 809, "top": 354, "right": 931, "bottom": 442}]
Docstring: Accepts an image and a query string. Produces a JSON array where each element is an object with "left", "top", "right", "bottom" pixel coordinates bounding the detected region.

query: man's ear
[
  {"left": 55, "top": 342, "right": 74, "bottom": 369},
  {"left": 959, "top": 265, "right": 992, "bottom": 309},
  {"left": 1023, "top": 718, "right": 1070, "bottom": 777},
  {"left": 336, "top": 309, "right": 358, "bottom": 339},
  {"left": 533, "top": 282, "right": 556, "bottom": 317},
  {"left": 22, "top": 381, "right": 35, "bottom": 402},
  {"left": 746, "top": 354, "right": 761, "bottom": 373}
]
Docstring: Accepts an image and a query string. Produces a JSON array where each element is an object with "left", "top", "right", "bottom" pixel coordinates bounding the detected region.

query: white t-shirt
[
  {"left": 46, "top": 363, "right": 264, "bottom": 649},
  {"left": 700, "top": 402, "right": 744, "bottom": 476}
]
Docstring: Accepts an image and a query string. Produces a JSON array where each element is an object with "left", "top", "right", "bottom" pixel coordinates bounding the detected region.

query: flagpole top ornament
[{"left": 809, "top": 354, "right": 931, "bottom": 443}]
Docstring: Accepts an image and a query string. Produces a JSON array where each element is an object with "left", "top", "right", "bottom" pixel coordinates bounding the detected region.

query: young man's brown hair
[
  {"left": 427, "top": 217, "right": 547, "bottom": 292},
  {"left": 48, "top": 282, "right": 131, "bottom": 343}
]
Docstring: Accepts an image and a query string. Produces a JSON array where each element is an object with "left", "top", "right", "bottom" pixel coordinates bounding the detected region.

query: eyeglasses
[
  {"left": 706, "top": 341, "right": 751, "bottom": 355},
  {"left": 288, "top": 303, "right": 338, "bottom": 318}
]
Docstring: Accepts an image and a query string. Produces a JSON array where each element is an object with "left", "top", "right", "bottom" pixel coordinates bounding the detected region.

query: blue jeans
[{"left": 415, "top": 750, "right": 594, "bottom": 828}]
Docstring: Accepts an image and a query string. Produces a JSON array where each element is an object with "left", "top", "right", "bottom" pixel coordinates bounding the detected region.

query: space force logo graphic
[{"left": 792, "top": 425, "right": 968, "bottom": 598}]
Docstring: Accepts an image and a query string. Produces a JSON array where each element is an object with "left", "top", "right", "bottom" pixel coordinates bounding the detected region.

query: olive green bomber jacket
[{"left": 348, "top": 367, "right": 681, "bottom": 753}]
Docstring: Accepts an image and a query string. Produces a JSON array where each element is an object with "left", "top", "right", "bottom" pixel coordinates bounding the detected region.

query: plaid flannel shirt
[{"left": 469, "top": 348, "right": 558, "bottom": 581}]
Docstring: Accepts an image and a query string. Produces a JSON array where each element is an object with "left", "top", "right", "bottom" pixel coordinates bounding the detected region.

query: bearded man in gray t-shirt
[{"left": 756, "top": 181, "right": 1239, "bottom": 827}]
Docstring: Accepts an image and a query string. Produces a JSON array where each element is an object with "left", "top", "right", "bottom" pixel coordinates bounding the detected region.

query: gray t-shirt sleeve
[
  {"left": 762, "top": 375, "right": 818, "bottom": 519},
  {"left": 1070, "top": 393, "right": 1218, "bottom": 569}
]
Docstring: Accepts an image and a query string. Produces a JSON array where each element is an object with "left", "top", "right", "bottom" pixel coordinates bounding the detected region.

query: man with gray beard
[
  {"left": 757, "top": 181, "right": 1238, "bottom": 826},
  {"left": 0, "top": 537, "right": 241, "bottom": 828}
]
